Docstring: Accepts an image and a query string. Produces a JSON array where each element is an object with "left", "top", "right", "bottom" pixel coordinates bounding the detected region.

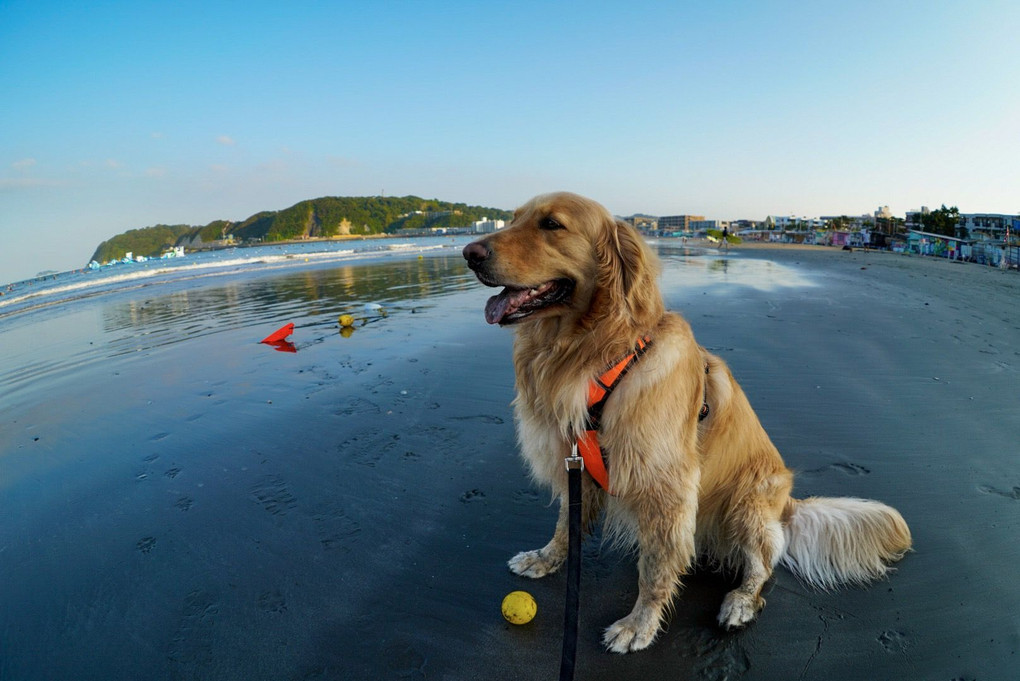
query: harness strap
[
  {"left": 577, "top": 340, "right": 711, "bottom": 495},
  {"left": 577, "top": 337, "right": 652, "bottom": 494}
]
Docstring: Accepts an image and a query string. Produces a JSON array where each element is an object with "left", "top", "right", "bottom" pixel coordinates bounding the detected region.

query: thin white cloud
[
  {"left": 216, "top": 135, "right": 236, "bottom": 146},
  {"left": 105, "top": 159, "right": 122, "bottom": 169},
  {"left": 12, "top": 158, "right": 37, "bottom": 171},
  {"left": 145, "top": 167, "right": 166, "bottom": 178}
]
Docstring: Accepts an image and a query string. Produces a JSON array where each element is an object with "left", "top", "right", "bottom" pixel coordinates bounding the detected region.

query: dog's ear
[{"left": 596, "top": 218, "right": 663, "bottom": 325}]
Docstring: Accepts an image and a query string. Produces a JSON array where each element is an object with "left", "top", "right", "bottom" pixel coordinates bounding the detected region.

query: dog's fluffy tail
[{"left": 780, "top": 497, "right": 912, "bottom": 590}]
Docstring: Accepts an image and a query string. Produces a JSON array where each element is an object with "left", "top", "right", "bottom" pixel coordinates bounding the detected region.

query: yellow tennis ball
[
  {"left": 338, "top": 314, "right": 355, "bottom": 327},
  {"left": 501, "top": 591, "right": 537, "bottom": 625}
]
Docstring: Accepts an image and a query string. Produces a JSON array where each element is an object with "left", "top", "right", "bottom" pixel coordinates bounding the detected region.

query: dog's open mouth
[{"left": 484, "top": 279, "right": 573, "bottom": 325}]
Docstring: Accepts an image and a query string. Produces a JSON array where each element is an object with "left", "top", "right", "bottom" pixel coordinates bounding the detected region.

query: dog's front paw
[
  {"left": 508, "top": 549, "right": 563, "bottom": 578},
  {"left": 602, "top": 612, "right": 660, "bottom": 653},
  {"left": 717, "top": 591, "right": 763, "bottom": 631}
]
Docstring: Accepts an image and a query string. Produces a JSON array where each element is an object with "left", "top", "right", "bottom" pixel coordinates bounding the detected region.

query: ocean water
[
  {"left": 0, "top": 237, "right": 486, "bottom": 408},
  {"left": 0, "top": 236, "right": 469, "bottom": 319}
]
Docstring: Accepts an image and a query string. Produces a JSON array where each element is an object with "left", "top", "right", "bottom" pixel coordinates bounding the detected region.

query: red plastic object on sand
[{"left": 260, "top": 323, "right": 294, "bottom": 344}]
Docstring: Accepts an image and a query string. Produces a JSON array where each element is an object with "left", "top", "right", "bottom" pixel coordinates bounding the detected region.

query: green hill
[{"left": 89, "top": 195, "right": 512, "bottom": 264}]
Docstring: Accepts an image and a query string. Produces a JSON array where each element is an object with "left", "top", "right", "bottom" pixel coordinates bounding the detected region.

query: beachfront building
[
  {"left": 767, "top": 215, "right": 825, "bottom": 231},
  {"left": 960, "top": 214, "right": 1019, "bottom": 241},
  {"left": 905, "top": 210, "right": 1017, "bottom": 242},
  {"left": 470, "top": 218, "right": 505, "bottom": 234},
  {"left": 730, "top": 219, "right": 762, "bottom": 233},
  {"left": 906, "top": 230, "right": 971, "bottom": 259},
  {"left": 658, "top": 215, "right": 705, "bottom": 234},
  {"left": 819, "top": 214, "right": 874, "bottom": 230},
  {"left": 690, "top": 219, "right": 730, "bottom": 233},
  {"left": 622, "top": 215, "right": 658, "bottom": 232}
]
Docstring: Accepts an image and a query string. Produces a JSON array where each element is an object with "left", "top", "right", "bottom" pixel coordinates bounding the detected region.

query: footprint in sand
[
  {"left": 250, "top": 475, "right": 297, "bottom": 515},
  {"left": 334, "top": 397, "right": 381, "bottom": 417},
  {"left": 512, "top": 489, "right": 540, "bottom": 504},
  {"left": 338, "top": 433, "right": 386, "bottom": 467},
  {"left": 804, "top": 462, "right": 871, "bottom": 476},
  {"left": 316, "top": 509, "right": 362, "bottom": 550},
  {"left": 679, "top": 629, "right": 751, "bottom": 681},
  {"left": 257, "top": 589, "right": 287, "bottom": 614},
  {"left": 877, "top": 629, "right": 910, "bottom": 653},
  {"left": 978, "top": 484, "right": 1020, "bottom": 500},
  {"left": 459, "top": 489, "right": 486, "bottom": 503}
]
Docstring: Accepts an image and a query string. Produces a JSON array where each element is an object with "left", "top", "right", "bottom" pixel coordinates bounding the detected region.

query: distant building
[
  {"left": 907, "top": 229, "right": 971, "bottom": 259},
  {"left": 959, "top": 213, "right": 1019, "bottom": 241},
  {"left": 769, "top": 216, "right": 825, "bottom": 230},
  {"left": 905, "top": 207, "right": 930, "bottom": 232},
  {"left": 904, "top": 210, "right": 1017, "bottom": 241},
  {"left": 658, "top": 215, "right": 705, "bottom": 232},
  {"left": 622, "top": 215, "right": 658, "bottom": 231},
  {"left": 690, "top": 219, "right": 730, "bottom": 232},
  {"left": 471, "top": 218, "right": 505, "bottom": 234},
  {"left": 729, "top": 219, "right": 762, "bottom": 233}
]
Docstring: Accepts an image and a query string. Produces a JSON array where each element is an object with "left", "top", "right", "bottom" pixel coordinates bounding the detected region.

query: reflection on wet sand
[{"left": 99, "top": 254, "right": 478, "bottom": 354}]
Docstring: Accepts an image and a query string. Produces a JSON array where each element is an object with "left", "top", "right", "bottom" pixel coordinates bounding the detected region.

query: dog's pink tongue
[{"left": 485, "top": 288, "right": 527, "bottom": 324}]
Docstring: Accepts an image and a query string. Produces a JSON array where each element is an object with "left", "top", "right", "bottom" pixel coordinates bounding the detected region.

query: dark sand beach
[{"left": 2, "top": 245, "right": 1018, "bottom": 680}]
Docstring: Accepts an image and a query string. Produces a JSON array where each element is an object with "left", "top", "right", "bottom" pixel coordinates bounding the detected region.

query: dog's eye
[{"left": 539, "top": 216, "right": 564, "bottom": 231}]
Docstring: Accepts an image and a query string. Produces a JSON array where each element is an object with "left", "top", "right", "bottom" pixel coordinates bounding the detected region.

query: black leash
[
  {"left": 556, "top": 338, "right": 680, "bottom": 678},
  {"left": 560, "top": 447, "right": 584, "bottom": 681}
]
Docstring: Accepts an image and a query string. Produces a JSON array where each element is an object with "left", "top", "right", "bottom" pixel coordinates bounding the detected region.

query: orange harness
[
  {"left": 573, "top": 337, "right": 710, "bottom": 494},
  {"left": 574, "top": 337, "right": 652, "bottom": 494}
]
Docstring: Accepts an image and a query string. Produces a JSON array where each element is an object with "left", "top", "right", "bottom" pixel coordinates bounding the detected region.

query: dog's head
[{"left": 463, "top": 192, "right": 662, "bottom": 330}]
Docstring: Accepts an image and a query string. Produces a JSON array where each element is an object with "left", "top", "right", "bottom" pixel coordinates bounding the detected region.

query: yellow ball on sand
[
  {"left": 501, "top": 590, "right": 537, "bottom": 625},
  {"left": 338, "top": 314, "right": 355, "bottom": 327}
]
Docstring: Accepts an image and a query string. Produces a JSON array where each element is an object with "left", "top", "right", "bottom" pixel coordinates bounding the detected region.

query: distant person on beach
[{"left": 721, "top": 227, "right": 729, "bottom": 251}]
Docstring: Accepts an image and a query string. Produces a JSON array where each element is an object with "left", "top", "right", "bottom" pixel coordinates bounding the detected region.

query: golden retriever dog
[{"left": 462, "top": 192, "right": 911, "bottom": 653}]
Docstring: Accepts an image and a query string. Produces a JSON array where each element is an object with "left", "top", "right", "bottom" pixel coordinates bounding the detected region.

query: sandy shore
[{"left": 1, "top": 245, "right": 1018, "bottom": 680}]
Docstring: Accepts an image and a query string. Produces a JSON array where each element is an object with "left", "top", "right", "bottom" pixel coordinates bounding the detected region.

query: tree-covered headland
[{"left": 90, "top": 195, "right": 512, "bottom": 264}]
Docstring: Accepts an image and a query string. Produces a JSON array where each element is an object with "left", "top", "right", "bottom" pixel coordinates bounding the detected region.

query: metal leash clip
[{"left": 565, "top": 441, "right": 584, "bottom": 471}]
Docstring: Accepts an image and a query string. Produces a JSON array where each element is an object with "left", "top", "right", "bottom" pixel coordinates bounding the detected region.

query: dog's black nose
[{"left": 462, "top": 241, "right": 490, "bottom": 269}]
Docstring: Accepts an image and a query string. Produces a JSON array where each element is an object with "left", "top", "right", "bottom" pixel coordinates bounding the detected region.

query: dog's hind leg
[
  {"left": 509, "top": 474, "right": 605, "bottom": 578},
  {"left": 717, "top": 485, "right": 789, "bottom": 630},
  {"left": 717, "top": 519, "right": 784, "bottom": 629}
]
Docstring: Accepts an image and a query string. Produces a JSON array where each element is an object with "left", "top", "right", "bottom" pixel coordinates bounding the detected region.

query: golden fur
[{"left": 463, "top": 192, "right": 911, "bottom": 653}]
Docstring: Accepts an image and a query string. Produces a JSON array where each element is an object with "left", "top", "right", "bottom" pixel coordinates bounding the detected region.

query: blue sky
[{"left": 2, "top": 0, "right": 1018, "bottom": 282}]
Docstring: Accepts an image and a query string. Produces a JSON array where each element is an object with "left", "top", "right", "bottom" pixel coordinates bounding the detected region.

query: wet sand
[{"left": 1, "top": 246, "right": 1019, "bottom": 680}]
